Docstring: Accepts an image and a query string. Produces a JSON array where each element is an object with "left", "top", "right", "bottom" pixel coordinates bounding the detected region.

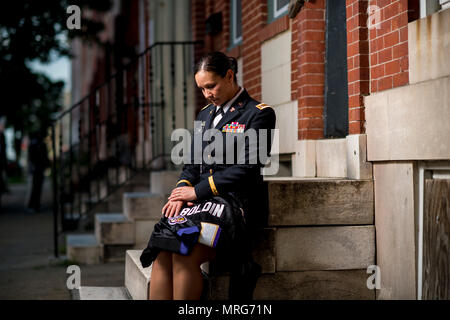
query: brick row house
[
  {"left": 68, "top": 0, "right": 450, "bottom": 299},
  {"left": 188, "top": 0, "right": 450, "bottom": 299}
]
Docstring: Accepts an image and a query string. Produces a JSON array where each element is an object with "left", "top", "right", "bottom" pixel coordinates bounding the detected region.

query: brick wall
[
  {"left": 294, "top": 0, "right": 326, "bottom": 140},
  {"left": 196, "top": 0, "right": 267, "bottom": 102},
  {"left": 189, "top": 0, "right": 414, "bottom": 141},
  {"left": 241, "top": 0, "right": 267, "bottom": 101},
  {"left": 346, "top": 0, "right": 370, "bottom": 135},
  {"left": 346, "top": 0, "right": 409, "bottom": 135},
  {"left": 369, "top": 0, "right": 409, "bottom": 93}
]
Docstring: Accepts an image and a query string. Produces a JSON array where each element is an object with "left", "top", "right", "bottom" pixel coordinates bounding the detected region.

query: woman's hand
[
  {"left": 161, "top": 200, "right": 184, "bottom": 218},
  {"left": 168, "top": 186, "right": 197, "bottom": 203},
  {"left": 161, "top": 187, "right": 197, "bottom": 218}
]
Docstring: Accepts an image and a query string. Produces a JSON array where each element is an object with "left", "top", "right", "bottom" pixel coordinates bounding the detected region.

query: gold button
[{"left": 210, "top": 169, "right": 213, "bottom": 174}]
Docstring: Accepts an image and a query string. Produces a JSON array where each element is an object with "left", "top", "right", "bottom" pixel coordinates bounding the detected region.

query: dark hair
[{"left": 194, "top": 52, "right": 238, "bottom": 82}]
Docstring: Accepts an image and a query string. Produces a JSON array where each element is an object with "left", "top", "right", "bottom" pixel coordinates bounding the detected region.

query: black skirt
[{"left": 139, "top": 193, "right": 248, "bottom": 271}]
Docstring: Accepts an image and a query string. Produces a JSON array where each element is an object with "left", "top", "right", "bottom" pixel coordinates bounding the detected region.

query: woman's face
[{"left": 195, "top": 69, "right": 235, "bottom": 106}]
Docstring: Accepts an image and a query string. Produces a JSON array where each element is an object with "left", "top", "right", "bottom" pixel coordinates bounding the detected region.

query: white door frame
[{"left": 417, "top": 162, "right": 450, "bottom": 300}]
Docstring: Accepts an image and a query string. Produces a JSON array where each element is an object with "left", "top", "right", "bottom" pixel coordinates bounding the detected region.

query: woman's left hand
[{"left": 168, "top": 186, "right": 197, "bottom": 202}]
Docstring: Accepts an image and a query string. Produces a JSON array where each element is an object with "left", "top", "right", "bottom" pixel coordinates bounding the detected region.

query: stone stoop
[
  {"left": 66, "top": 170, "right": 179, "bottom": 266},
  {"left": 125, "top": 250, "right": 152, "bottom": 300},
  {"left": 67, "top": 234, "right": 103, "bottom": 265},
  {"left": 119, "top": 177, "right": 376, "bottom": 300},
  {"left": 292, "top": 135, "right": 373, "bottom": 180},
  {"left": 122, "top": 224, "right": 376, "bottom": 300},
  {"left": 206, "top": 226, "right": 376, "bottom": 300},
  {"left": 75, "top": 176, "right": 376, "bottom": 300},
  {"left": 78, "top": 170, "right": 151, "bottom": 231},
  {"left": 81, "top": 168, "right": 150, "bottom": 214},
  {"left": 122, "top": 192, "right": 166, "bottom": 250},
  {"left": 266, "top": 177, "right": 374, "bottom": 226},
  {"left": 150, "top": 170, "right": 181, "bottom": 197},
  {"left": 94, "top": 213, "right": 135, "bottom": 262},
  {"left": 72, "top": 287, "right": 132, "bottom": 300},
  {"left": 123, "top": 192, "right": 166, "bottom": 220},
  {"left": 206, "top": 178, "right": 376, "bottom": 300},
  {"left": 95, "top": 213, "right": 135, "bottom": 245}
]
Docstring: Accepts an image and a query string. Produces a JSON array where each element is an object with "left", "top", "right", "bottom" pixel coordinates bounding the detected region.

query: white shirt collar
[{"left": 216, "top": 87, "right": 244, "bottom": 114}]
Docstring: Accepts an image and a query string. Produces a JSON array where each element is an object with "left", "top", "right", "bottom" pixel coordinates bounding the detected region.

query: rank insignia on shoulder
[
  {"left": 255, "top": 103, "right": 271, "bottom": 110},
  {"left": 201, "top": 104, "right": 211, "bottom": 111},
  {"left": 222, "top": 122, "right": 245, "bottom": 133}
]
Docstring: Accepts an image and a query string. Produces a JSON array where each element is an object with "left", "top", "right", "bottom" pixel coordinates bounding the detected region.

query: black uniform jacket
[{"left": 176, "top": 89, "right": 276, "bottom": 234}]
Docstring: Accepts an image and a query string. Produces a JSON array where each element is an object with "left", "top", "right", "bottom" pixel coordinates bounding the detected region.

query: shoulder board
[
  {"left": 255, "top": 103, "right": 272, "bottom": 110},
  {"left": 201, "top": 104, "right": 212, "bottom": 111}
]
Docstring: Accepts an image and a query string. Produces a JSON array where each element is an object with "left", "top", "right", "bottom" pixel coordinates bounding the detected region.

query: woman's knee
[
  {"left": 154, "top": 250, "right": 173, "bottom": 269},
  {"left": 172, "top": 244, "right": 215, "bottom": 270}
]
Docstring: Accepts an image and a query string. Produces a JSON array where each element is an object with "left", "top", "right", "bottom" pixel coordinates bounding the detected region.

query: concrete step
[
  {"left": 266, "top": 177, "right": 374, "bottom": 226},
  {"left": 81, "top": 197, "right": 123, "bottom": 215},
  {"left": 73, "top": 286, "right": 132, "bottom": 300},
  {"left": 274, "top": 225, "right": 375, "bottom": 271},
  {"left": 150, "top": 170, "right": 181, "bottom": 197},
  {"left": 104, "top": 244, "right": 135, "bottom": 263},
  {"left": 208, "top": 270, "right": 375, "bottom": 300},
  {"left": 106, "top": 170, "right": 151, "bottom": 201},
  {"left": 124, "top": 225, "right": 374, "bottom": 299},
  {"left": 95, "top": 213, "right": 134, "bottom": 245},
  {"left": 123, "top": 192, "right": 165, "bottom": 220},
  {"left": 134, "top": 220, "right": 158, "bottom": 249},
  {"left": 108, "top": 166, "right": 128, "bottom": 186},
  {"left": 66, "top": 234, "right": 103, "bottom": 265},
  {"left": 210, "top": 225, "right": 374, "bottom": 276},
  {"left": 125, "top": 250, "right": 152, "bottom": 300}
]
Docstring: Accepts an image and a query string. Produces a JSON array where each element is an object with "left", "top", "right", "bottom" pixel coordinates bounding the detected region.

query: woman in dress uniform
[{"left": 140, "top": 52, "right": 276, "bottom": 300}]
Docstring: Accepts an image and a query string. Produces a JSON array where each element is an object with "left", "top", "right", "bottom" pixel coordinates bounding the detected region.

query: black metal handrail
[{"left": 50, "top": 40, "right": 203, "bottom": 257}]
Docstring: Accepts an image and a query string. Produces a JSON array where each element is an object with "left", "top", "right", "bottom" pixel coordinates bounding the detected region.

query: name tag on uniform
[{"left": 222, "top": 122, "right": 245, "bottom": 133}]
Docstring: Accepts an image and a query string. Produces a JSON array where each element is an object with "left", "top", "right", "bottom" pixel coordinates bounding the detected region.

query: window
[
  {"left": 274, "top": 0, "right": 289, "bottom": 18},
  {"left": 230, "top": 0, "right": 242, "bottom": 47},
  {"left": 268, "top": 0, "right": 289, "bottom": 23},
  {"left": 420, "top": 0, "right": 448, "bottom": 18},
  {"left": 440, "top": 0, "right": 450, "bottom": 10}
]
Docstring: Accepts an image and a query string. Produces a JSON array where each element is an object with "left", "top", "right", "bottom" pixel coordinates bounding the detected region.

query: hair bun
[
  {"left": 229, "top": 57, "right": 238, "bottom": 74},
  {"left": 195, "top": 52, "right": 238, "bottom": 83}
]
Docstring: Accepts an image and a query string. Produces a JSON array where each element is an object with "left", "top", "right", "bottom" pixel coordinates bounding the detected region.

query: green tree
[{"left": 0, "top": 0, "right": 112, "bottom": 163}]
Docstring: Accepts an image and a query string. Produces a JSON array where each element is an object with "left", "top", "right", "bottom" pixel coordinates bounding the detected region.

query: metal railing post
[{"left": 51, "top": 124, "right": 59, "bottom": 258}]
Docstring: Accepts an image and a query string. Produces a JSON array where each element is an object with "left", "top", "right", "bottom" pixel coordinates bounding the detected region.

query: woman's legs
[
  {"left": 172, "top": 244, "right": 216, "bottom": 300},
  {"left": 149, "top": 250, "right": 173, "bottom": 300}
]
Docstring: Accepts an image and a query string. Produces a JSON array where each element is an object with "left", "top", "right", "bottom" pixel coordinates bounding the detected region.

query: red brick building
[
  {"left": 189, "top": 0, "right": 450, "bottom": 300},
  {"left": 69, "top": 0, "right": 450, "bottom": 300}
]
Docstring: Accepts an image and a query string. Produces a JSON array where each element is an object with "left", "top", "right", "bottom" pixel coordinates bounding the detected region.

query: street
[{"left": 0, "top": 178, "right": 125, "bottom": 300}]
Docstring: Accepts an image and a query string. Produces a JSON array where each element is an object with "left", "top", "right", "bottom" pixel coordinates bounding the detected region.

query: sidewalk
[{"left": 0, "top": 177, "right": 125, "bottom": 300}]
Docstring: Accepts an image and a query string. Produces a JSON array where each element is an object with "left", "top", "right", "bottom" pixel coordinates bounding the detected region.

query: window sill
[{"left": 227, "top": 43, "right": 242, "bottom": 58}]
